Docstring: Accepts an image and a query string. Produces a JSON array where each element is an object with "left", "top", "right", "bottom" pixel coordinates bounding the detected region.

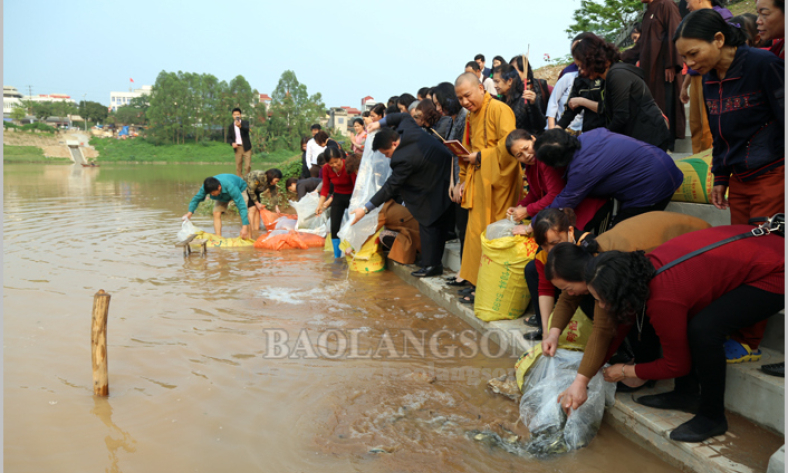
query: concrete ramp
[{"left": 68, "top": 146, "right": 85, "bottom": 164}]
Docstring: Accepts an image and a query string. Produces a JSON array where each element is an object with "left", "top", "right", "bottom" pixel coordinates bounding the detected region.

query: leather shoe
[
  {"left": 412, "top": 265, "right": 443, "bottom": 278},
  {"left": 615, "top": 379, "right": 656, "bottom": 393},
  {"left": 670, "top": 415, "right": 728, "bottom": 442},
  {"left": 524, "top": 314, "right": 540, "bottom": 328},
  {"left": 635, "top": 390, "right": 699, "bottom": 413}
]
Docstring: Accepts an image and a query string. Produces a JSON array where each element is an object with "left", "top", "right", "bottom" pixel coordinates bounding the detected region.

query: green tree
[
  {"left": 79, "top": 100, "right": 109, "bottom": 124},
  {"left": 31, "top": 102, "right": 52, "bottom": 121},
  {"left": 566, "top": 0, "right": 643, "bottom": 44},
  {"left": 114, "top": 105, "right": 145, "bottom": 125},
  {"left": 10, "top": 106, "right": 26, "bottom": 121},
  {"left": 266, "top": 70, "right": 325, "bottom": 151}
]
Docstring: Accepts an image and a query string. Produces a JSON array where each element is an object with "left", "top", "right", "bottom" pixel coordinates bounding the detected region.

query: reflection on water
[{"left": 4, "top": 164, "right": 680, "bottom": 472}]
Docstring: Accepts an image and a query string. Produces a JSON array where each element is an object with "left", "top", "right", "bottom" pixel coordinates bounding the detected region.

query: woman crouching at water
[
  {"left": 539, "top": 212, "right": 710, "bottom": 399},
  {"left": 316, "top": 147, "right": 357, "bottom": 258},
  {"left": 581, "top": 225, "right": 784, "bottom": 442}
]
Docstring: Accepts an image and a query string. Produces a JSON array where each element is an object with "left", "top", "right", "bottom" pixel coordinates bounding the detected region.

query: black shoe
[
  {"left": 670, "top": 415, "right": 728, "bottom": 443},
  {"left": 616, "top": 379, "right": 656, "bottom": 393},
  {"left": 457, "top": 287, "right": 475, "bottom": 296},
  {"left": 523, "top": 328, "right": 543, "bottom": 341},
  {"left": 524, "top": 314, "right": 540, "bottom": 328},
  {"left": 635, "top": 390, "right": 699, "bottom": 413},
  {"left": 762, "top": 362, "right": 785, "bottom": 377},
  {"left": 446, "top": 279, "right": 469, "bottom": 287},
  {"left": 412, "top": 265, "right": 443, "bottom": 278}
]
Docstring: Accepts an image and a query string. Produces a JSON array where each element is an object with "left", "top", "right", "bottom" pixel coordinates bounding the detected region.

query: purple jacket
[{"left": 547, "top": 128, "right": 683, "bottom": 210}]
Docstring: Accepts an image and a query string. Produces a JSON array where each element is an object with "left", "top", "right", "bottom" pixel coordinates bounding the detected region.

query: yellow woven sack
[
  {"left": 194, "top": 231, "right": 255, "bottom": 248},
  {"left": 474, "top": 233, "right": 539, "bottom": 321},
  {"left": 341, "top": 229, "right": 386, "bottom": 273},
  {"left": 514, "top": 307, "right": 594, "bottom": 390},
  {"left": 672, "top": 149, "right": 714, "bottom": 204}
]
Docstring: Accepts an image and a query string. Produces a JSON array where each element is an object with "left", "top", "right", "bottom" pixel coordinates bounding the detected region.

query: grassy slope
[
  {"left": 728, "top": 0, "right": 756, "bottom": 16},
  {"left": 3, "top": 145, "right": 72, "bottom": 164},
  {"left": 91, "top": 137, "right": 299, "bottom": 165}
]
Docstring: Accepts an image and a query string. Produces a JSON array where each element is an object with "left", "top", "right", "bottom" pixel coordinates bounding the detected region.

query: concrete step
[
  {"left": 389, "top": 260, "right": 784, "bottom": 473},
  {"left": 665, "top": 201, "right": 731, "bottom": 227}
]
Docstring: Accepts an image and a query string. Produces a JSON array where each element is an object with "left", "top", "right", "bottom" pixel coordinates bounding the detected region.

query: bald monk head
[{"left": 454, "top": 72, "right": 485, "bottom": 113}]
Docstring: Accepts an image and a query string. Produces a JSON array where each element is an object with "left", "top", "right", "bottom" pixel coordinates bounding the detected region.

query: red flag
[{"left": 130, "top": 78, "right": 134, "bottom": 83}]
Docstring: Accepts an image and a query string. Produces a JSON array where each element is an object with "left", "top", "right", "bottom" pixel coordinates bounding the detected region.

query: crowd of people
[{"left": 183, "top": 0, "right": 784, "bottom": 445}]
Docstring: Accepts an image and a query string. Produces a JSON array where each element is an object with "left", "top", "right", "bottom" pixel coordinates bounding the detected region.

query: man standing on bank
[
  {"left": 352, "top": 114, "right": 453, "bottom": 278},
  {"left": 227, "top": 107, "right": 252, "bottom": 177}
]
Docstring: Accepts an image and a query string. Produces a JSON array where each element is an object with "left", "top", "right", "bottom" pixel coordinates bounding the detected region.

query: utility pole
[{"left": 26, "top": 85, "right": 33, "bottom": 119}]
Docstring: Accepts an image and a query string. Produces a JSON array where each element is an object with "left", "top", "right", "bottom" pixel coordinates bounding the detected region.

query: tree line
[{"left": 117, "top": 70, "right": 326, "bottom": 153}]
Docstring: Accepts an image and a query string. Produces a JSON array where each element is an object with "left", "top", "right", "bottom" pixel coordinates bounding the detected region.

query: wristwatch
[{"left": 363, "top": 207, "right": 369, "bottom": 214}]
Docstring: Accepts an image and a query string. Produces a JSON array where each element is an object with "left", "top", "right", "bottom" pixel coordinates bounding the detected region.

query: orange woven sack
[
  {"left": 260, "top": 209, "right": 297, "bottom": 231},
  {"left": 253, "top": 230, "right": 324, "bottom": 251}
]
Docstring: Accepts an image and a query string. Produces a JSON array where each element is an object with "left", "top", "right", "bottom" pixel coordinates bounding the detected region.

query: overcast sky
[{"left": 4, "top": 0, "right": 584, "bottom": 110}]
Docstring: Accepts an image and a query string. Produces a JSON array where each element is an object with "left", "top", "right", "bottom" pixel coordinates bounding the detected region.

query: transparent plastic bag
[
  {"left": 177, "top": 219, "right": 201, "bottom": 242},
  {"left": 290, "top": 191, "right": 328, "bottom": 237},
  {"left": 274, "top": 217, "right": 297, "bottom": 231},
  {"left": 337, "top": 130, "right": 392, "bottom": 253},
  {"left": 486, "top": 217, "right": 516, "bottom": 240},
  {"left": 518, "top": 349, "right": 615, "bottom": 455}
]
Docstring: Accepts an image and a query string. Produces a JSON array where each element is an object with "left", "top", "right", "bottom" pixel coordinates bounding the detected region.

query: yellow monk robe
[{"left": 458, "top": 93, "right": 521, "bottom": 286}]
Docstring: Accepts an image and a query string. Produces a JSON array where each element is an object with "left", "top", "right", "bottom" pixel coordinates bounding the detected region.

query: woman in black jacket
[
  {"left": 569, "top": 34, "right": 671, "bottom": 150},
  {"left": 492, "top": 63, "right": 546, "bottom": 132}
]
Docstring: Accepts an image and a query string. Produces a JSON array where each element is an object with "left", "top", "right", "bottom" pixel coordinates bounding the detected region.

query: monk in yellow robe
[{"left": 454, "top": 72, "right": 522, "bottom": 289}]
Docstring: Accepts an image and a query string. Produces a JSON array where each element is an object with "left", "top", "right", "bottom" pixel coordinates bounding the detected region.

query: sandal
[
  {"left": 724, "top": 339, "right": 762, "bottom": 363},
  {"left": 446, "top": 279, "right": 469, "bottom": 287},
  {"left": 459, "top": 295, "right": 475, "bottom": 304},
  {"left": 457, "top": 287, "right": 475, "bottom": 296}
]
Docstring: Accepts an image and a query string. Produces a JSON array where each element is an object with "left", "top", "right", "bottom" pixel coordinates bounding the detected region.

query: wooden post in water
[{"left": 91, "top": 289, "right": 111, "bottom": 396}]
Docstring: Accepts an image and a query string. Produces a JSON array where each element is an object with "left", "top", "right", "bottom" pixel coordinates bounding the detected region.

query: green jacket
[{"left": 188, "top": 174, "right": 249, "bottom": 225}]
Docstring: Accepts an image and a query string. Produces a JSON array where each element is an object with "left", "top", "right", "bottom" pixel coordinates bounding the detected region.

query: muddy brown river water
[{"left": 3, "top": 164, "right": 681, "bottom": 472}]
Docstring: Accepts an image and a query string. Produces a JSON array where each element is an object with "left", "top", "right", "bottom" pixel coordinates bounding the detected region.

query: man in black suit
[
  {"left": 227, "top": 107, "right": 252, "bottom": 177},
  {"left": 350, "top": 114, "right": 453, "bottom": 278}
]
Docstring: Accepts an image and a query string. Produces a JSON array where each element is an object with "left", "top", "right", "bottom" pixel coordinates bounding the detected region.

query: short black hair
[
  {"left": 285, "top": 177, "right": 298, "bottom": 188},
  {"left": 370, "top": 103, "right": 386, "bottom": 117},
  {"left": 314, "top": 130, "right": 329, "bottom": 145},
  {"left": 534, "top": 129, "right": 581, "bottom": 168},
  {"left": 265, "top": 168, "right": 283, "bottom": 183},
  {"left": 352, "top": 117, "right": 364, "bottom": 127},
  {"left": 310, "top": 123, "right": 322, "bottom": 131},
  {"left": 474, "top": 54, "right": 485, "bottom": 62},
  {"left": 232, "top": 107, "right": 242, "bottom": 114},
  {"left": 417, "top": 87, "right": 430, "bottom": 99},
  {"left": 384, "top": 105, "right": 399, "bottom": 116},
  {"left": 204, "top": 176, "right": 221, "bottom": 193},
  {"left": 372, "top": 127, "right": 400, "bottom": 152},
  {"left": 465, "top": 60, "right": 481, "bottom": 72},
  {"left": 397, "top": 93, "right": 416, "bottom": 110}
]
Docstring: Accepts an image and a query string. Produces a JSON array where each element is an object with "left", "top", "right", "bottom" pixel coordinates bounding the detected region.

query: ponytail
[{"left": 673, "top": 8, "right": 747, "bottom": 47}]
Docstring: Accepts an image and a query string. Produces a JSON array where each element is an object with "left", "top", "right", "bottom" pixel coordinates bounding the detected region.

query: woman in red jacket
[
  {"left": 584, "top": 225, "right": 784, "bottom": 442},
  {"left": 316, "top": 147, "right": 357, "bottom": 257}
]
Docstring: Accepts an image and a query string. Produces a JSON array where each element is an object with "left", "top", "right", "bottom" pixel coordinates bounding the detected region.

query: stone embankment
[{"left": 4, "top": 129, "right": 97, "bottom": 161}]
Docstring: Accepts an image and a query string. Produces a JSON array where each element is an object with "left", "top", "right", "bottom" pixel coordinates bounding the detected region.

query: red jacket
[
  {"left": 633, "top": 226, "right": 784, "bottom": 380},
  {"left": 320, "top": 161, "right": 356, "bottom": 197}
]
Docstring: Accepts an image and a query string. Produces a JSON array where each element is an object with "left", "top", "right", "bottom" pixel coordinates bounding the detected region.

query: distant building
[
  {"left": 259, "top": 93, "right": 272, "bottom": 108},
  {"left": 361, "top": 96, "right": 377, "bottom": 112},
  {"left": 3, "top": 86, "right": 23, "bottom": 116},
  {"left": 109, "top": 85, "right": 152, "bottom": 112},
  {"left": 327, "top": 107, "right": 350, "bottom": 136}
]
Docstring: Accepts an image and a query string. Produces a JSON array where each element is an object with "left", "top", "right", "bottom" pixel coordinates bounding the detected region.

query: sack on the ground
[
  {"left": 518, "top": 349, "right": 615, "bottom": 455},
  {"left": 474, "top": 232, "right": 539, "bottom": 321},
  {"left": 514, "top": 307, "right": 593, "bottom": 390},
  {"left": 672, "top": 150, "right": 714, "bottom": 204},
  {"left": 342, "top": 228, "right": 386, "bottom": 272},
  {"left": 193, "top": 231, "right": 255, "bottom": 248},
  {"left": 486, "top": 218, "right": 516, "bottom": 240},
  {"left": 177, "top": 219, "right": 201, "bottom": 242},
  {"left": 254, "top": 230, "right": 325, "bottom": 251}
]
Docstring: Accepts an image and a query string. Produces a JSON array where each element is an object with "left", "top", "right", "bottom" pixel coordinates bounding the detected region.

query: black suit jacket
[
  {"left": 226, "top": 120, "right": 252, "bottom": 151},
  {"left": 369, "top": 113, "right": 452, "bottom": 227}
]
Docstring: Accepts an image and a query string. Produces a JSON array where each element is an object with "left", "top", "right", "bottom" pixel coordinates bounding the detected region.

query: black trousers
[
  {"left": 674, "top": 285, "right": 784, "bottom": 420},
  {"left": 330, "top": 193, "right": 351, "bottom": 239},
  {"left": 611, "top": 195, "right": 672, "bottom": 227},
  {"left": 419, "top": 205, "right": 454, "bottom": 267}
]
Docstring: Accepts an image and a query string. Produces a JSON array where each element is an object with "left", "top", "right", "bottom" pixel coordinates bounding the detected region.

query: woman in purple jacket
[{"left": 534, "top": 128, "right": 683, "bottom": 227}]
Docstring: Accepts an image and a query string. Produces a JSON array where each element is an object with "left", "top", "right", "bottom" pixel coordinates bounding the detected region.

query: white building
[
  {"left": 3, "top": 86, "right": 23, "bottom": 115},
  {"left": 109, "top": 85, "right": 152, "bottom": 112}
]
